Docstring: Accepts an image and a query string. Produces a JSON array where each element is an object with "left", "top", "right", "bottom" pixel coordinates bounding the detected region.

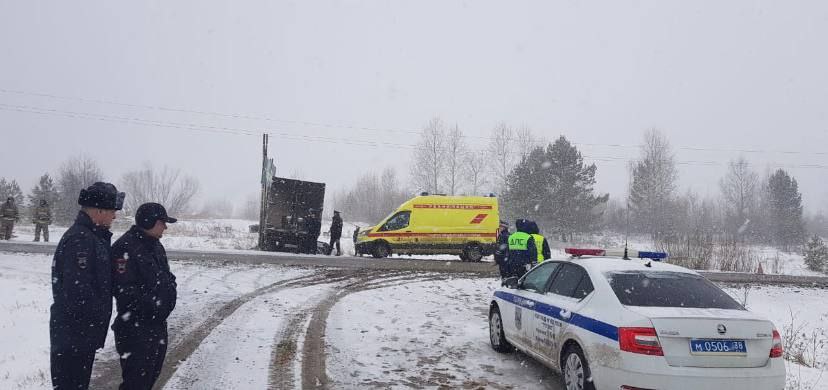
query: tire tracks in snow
[
  {"left": 267, "top": 271, "right": 469, "bottom": 389},
  {"left": 91, "top": 270, "right": 333, "bottom": 389}
]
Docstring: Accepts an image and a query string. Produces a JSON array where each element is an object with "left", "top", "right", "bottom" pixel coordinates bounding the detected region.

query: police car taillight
[
  {"left": 770, "top": 329, "right": 783, "bottom": 358},
  {"left": 619, "top": 327, "right": 664, "bottom": 356}
]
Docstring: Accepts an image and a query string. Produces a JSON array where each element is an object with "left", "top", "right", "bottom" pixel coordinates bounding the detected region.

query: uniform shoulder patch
[
  {"left": 115, "top": 257, "right": 128, "bottom": 274},
  {"left": 77, "top": 252, "right": 88, "bottom": 269}
]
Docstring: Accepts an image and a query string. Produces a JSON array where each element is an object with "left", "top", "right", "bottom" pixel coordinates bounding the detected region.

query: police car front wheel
[{"left": 488, "top": 305, "right": 513, "bottom": 353}]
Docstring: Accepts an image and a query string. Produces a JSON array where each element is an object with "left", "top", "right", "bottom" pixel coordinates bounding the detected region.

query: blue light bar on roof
[{"left": 637, "top": 251, "right": 668, "bottom": 261}]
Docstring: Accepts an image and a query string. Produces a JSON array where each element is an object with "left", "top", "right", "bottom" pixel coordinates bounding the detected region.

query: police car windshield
[{"left": 606, "top": 271, "right": 744, "bottom": 310}]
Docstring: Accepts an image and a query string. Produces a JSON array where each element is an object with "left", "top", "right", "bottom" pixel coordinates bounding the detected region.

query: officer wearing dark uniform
[
  {"left": 328, "top": 210, "right": 343, "bottom": 256},
  {"left": 0, "top": 196, "right": 19, "bottom": 240},
  {"left": 494, "top": 220, "right": 510, "bottom": 278},
  {"left": 50, "top": 182, "right": 125, "bottom": 390},
  {"left": 111, "top": 203, "right": 178, "bottom": 390},
  {"left": 506, "top": 219, "right": 537, "bottom": 278},
  {"left": 528, "top": 221, "right": 552, "bottom": 263},
  {"left": 33, "top": 199, "right": 52, "bottom": 242}
]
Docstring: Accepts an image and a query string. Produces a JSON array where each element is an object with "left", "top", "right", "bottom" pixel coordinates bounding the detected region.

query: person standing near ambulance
[
  {"left": 111, "top": 203, "right": 178, "bottom": 390},
  {"left": 506, "top": 219, "right": 537, "bottom": 278},
  {"left": 528, "top": 220, "right": 551, "bottom": 263}
]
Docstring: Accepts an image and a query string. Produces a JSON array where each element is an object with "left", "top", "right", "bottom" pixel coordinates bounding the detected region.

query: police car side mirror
[{"left": 502, "top": 277, "right": 519, "bottom": 289}]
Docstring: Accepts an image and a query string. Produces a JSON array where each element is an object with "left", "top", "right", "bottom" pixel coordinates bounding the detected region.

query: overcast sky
[{"left": 1, "top": 1, "right": 827, "bottom": 215}]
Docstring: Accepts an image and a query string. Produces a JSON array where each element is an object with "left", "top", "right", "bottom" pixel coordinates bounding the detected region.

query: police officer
[
  {"left": 111, "top": 202, "right": 178, "bottom": 390},
  {"left": 494, "top": 220, "right": 510, "bottom": 278},
  {"left": 0, "top": 196, "right": 19, "bottom": 240},
  {"left": 328, "top": 210, "right": 343, "bottom": 256},
  {"left": 33, "top": 199, "right": 52, "bottom": 242},
  {"left": 528, "top": 221, "right": 551, "bottom": 263},
  {"left": 50, "top": 182, "right": 125, "bottom": 390},
  {"left": 506, "top": 219, "right": 537, "bottom": 278}
]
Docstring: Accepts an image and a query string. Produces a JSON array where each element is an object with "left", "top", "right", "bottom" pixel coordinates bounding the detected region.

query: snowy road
[
  {"left": 1, "top": 253, "right": 565, "bottom": 389},
  {"left": 4, "top": 245, "right": 828, "bottom": 389}
]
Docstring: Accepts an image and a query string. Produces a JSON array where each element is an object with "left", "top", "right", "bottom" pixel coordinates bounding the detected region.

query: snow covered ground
[{"left": 2, "top": 249, "right": 827, "bottom": 389}]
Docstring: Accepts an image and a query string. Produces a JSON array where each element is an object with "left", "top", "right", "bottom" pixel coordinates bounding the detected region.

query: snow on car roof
[{"left": 557, "top": 255, "right": 699, "bottom": 275}]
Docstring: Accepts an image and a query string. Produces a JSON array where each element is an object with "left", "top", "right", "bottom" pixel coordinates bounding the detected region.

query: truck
[
  {"left": 353, "top": 194, "right": 499, "bottom": 262},
  {"left": 260, "top": 176, "right": 326, "bottom": 253}
]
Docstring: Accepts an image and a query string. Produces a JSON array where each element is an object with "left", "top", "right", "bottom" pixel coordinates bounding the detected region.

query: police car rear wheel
[
  {"left": 562, "top": 345, "right": 594, "bottom": 390},
  {"left": 489, "top": 306, "right": 513, "bottom": 353}
]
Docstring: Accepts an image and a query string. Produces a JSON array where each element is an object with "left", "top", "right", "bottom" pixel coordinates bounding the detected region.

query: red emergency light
[{"left": 565, "top": 248, "right": 606, "bottom": 257}]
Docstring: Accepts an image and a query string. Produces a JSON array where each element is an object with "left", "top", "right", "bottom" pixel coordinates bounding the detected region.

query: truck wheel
[
  {"left": 372, "top": 242, "right": 390, "bottom": 258},
  {"left": 462, "top": 243, "right": 483, "bottom": 262}
]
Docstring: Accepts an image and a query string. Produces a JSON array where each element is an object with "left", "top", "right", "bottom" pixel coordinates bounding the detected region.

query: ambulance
[{"left": 354, "top": 194, "right": 499, "bottom": 262}]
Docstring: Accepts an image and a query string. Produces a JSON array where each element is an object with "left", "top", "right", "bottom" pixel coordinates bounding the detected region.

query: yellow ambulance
[{"left": 354, "top": 194, "right": 499, "bottom": 262}]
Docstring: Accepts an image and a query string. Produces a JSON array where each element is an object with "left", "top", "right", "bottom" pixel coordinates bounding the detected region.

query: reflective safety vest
[
  {"left": 531, "top": 234, "right": 545, "bottom": 263},
  {"left": 508, "top": 232, "right": 531, "bottom": 251}
]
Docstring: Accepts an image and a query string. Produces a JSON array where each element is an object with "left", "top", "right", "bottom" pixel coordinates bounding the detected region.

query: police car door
[
  {"left": 536, "top": 263, "right": 595, "bottom": 367},
  {"left": 512, "top": 261, "right": 562, "bottom": 355}
]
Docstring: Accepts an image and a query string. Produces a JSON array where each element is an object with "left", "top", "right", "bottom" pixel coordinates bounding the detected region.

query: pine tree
[
  {"left": 543, "top": 136, "right": 608, "bottom": 240},
  {"left": 804, "top": 235, "right": 828, "bottom": 273},
  {"left": 628, "top": 130, "right": 678, "bottom": 240},
  {"left": 0, "top": 178, "right": 24, "bottom": 205},
  {"left": 766, "top": 169, "right": 805, "bottom": 251},
  {"left": 28, "top": 173, "right": 60, "bottom": 207},
  {"left": 502, "top": 137, "right": 608, "bottom": 240}
]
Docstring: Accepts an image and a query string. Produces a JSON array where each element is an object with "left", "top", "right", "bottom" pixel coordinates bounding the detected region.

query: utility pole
[{"left": 258, "top": 133, "right": 269, "bottom": 249}]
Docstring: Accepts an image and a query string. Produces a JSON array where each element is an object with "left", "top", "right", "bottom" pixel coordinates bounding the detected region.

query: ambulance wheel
[
  {"left": 489, "top": 305, "right": 513, "bottom": 353},
  {"left": 372, "top": 242, "right": 390, "bottom": 258},
  {"left": 462, "top": 243, "right": 483, "bottom": 262}
]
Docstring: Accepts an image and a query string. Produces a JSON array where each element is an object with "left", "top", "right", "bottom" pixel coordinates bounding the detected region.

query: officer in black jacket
[
  {"left": 111, "top": 203, "right": 178, "bottom": 390},
  {"left": 50, "top": 182, "right": 125, "bottom": 390}
]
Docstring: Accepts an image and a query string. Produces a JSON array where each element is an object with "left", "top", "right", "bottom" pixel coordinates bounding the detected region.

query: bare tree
[
  {"left": 338, "top": 168, "right": 409, "bottom": 223},
  {"left": 411, "top": 117, "right": 445, "bottom": 194},
  {"left": 464, "top": 152, "right": 488, "bottom": 196},
  {"left": 515, "top": 125, "right": 538, "bottom": 161},
  {"left": 120, "top": 164, "right": 200, "bottom": 216},
  {"left": 444, "top": 124, "right": 467, "bottom": 195},
  {"left": 238, "top": 193, "right": 260, "bottom": 220},
  {"left": 719, "top": 157, "right": 758, "bottom": 240},
  {"left": 200, "top": 198, "right": 234, "bottom": 219},
  {"left": 487, "top": 122, "right": 515, "bottom": 195},
  {"left": 56, "top": 155, "right": 104, "bottom": 223}
]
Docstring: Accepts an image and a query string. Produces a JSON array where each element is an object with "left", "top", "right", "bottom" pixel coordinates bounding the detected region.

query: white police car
[{"left": 489, "top": 248, "right": 786, "bottom": 390}]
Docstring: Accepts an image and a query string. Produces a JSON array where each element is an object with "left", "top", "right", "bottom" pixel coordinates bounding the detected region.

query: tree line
[
  {"left": 0, "top": 155, "right": 200, "bottom": 224},
  {"left": 334, "top": 119, "right": 822, "bottom": 259}
]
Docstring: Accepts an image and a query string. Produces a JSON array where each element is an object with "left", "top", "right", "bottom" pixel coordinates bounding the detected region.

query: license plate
[{"left": 690, "top": 339, "right": 747, "bottom": 354}]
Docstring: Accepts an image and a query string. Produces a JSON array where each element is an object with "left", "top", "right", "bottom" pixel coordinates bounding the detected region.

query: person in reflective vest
[
  {"left": 528, "top": 220, "right": 551, "bottom": 263},
  {"left": 506, "top": 219, "right": 537, "bottom": 278}
]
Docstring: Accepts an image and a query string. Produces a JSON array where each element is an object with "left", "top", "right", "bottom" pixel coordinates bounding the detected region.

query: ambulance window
[
  {"left": 379, "top": 211, "right": 410, "bottom": 231},
  {"left": 521, "top": 262, "right": 560, "bottom": 293}
]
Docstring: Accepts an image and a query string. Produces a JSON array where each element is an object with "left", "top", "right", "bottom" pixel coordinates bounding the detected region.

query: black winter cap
[
  {"left": 135, "top": 202, "right": 178, "bottom": 229},
  {"left": 78, "top": 182, "right": 125, "bottom": 210}
]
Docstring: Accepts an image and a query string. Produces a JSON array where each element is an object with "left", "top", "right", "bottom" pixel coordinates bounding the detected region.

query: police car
[{"left": 488, "top": 248, "right": 786, "bottom": 390}]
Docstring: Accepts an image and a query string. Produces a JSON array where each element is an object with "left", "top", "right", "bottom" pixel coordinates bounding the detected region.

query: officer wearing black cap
[
  {"left": 50, "top": 182, "right": 125, "bottom": 390},
  {"left": 110, "top": 202, "right": 178, "bottom": 390}
]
